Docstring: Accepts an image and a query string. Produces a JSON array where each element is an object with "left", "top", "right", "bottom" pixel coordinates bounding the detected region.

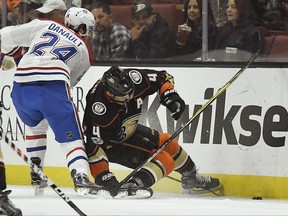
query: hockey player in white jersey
[{"left": 0, "top": 7, "right": 111, "bottom": 198}]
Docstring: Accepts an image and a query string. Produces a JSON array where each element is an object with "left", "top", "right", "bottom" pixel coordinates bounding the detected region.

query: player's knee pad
[
  {"left": 158, "top": 133, "right": 180, "bottom": 157},
  {"left": 154, "top": 150, "right": 174, "bottom": 176}
]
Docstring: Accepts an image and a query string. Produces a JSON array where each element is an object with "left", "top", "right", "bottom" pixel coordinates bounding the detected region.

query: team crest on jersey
[
  {"left": 129, "top": 70, "right": 142, "bottom": 84},
  {"left": 92, "top": 102, "right": 106, "bottom": 115}
]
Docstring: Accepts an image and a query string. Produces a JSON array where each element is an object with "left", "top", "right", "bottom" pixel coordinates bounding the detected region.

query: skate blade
[
  {"left": 114, "top": 189, "right": 153, "bottom": 199},
  {"left": 182, "top": 185, "right": 221, "bottom": 196},
  {"left": 76, "top": 188, "right": 112, "bottom": 199}
]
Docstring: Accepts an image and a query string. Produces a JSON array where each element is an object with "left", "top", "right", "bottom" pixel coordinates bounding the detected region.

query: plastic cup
[{"left": 176, "top": 24, "right": 192, "bottom": 46}]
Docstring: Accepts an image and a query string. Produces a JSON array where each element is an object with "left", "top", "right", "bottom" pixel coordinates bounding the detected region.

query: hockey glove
[
  {"left": 160, "top": 89, "right": 185, "bottom": 120},
  {"left": 1, "top": 56, "right": 16, "bottom": 70},
  {"left": 95, "top": 171, "right": 120, "bottom": 197}
]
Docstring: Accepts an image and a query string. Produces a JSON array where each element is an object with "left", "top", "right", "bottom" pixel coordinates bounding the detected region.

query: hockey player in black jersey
[
  {"left": 83, "top": 66, "right": 221, "bottom": 198},
  {"left": 0, "top": 103, "right": 22, "bottom": 215}
]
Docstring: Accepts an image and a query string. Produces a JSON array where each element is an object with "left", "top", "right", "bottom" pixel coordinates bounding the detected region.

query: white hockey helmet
[{"left": 64, "top": 7, "right": 95, "bottom": 38}]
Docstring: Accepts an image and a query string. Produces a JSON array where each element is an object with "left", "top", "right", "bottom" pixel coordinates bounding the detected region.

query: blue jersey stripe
[{"left": 26, "top": 146, "right": 47, "bottom": 152}]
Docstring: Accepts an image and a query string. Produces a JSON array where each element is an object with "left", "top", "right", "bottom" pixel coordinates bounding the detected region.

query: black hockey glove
[
  {"left": 160, "top": 89, "right": 185, "bottom": 120},
  {"left": 95, "top": 171, "right": 120, "bottom": 197}
]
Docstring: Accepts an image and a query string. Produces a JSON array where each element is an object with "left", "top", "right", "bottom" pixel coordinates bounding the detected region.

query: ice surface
[{"left": 6, "top": 185, "right": 288, "bottom": 216}]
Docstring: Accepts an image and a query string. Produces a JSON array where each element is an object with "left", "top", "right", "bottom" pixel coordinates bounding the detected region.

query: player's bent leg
[
  {"left": 174, "top": 149, "right": 221, "bottom": 194},
  {"left": 61, "top": 140, "right": 111, "bottom": 198},
  {"left": 71, "top": 169, "right": 111, "bottom": 198},
  {"left": 86, "top": 145, "right": 120, "bottom": 197},
  {"left": 165, "top": 135, "right": 221, "bottom": 194},
  {"left": 116, "top": 150, "right": 174, "bottom": 199}
]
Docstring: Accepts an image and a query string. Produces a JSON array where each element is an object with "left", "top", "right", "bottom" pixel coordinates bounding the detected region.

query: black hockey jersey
[{"left": 83, "top": 68, "right": 175, "bottom": 146}]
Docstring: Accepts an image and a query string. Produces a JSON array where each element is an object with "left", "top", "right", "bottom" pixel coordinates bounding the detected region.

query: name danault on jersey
[{"left": 48, "top": 22, "right": 83, "bottom": 47}]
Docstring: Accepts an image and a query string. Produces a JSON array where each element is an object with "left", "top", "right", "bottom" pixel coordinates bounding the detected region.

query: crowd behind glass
[{"left": 1, "top": 0, "right": 288, "bottom": 64}]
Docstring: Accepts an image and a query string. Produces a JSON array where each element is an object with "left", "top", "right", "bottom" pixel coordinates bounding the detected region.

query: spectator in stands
[
  {"left": 90, "top": 2, "right": 131, "bottom": 61},
  {"left": 176, "top": 0, "right": 217, "bottom": 58},
  {"left": 2, "top": 0, "right": 20, "bottom": 25},
  {"left": 36, "top": 0, "right": 67, "bottom": 23},
  {"left": 125, "top": 0, "right": 176, "bottom": 59},
  {"left": 284, "top": 0, "right": 288, "bottom": 31},
  {"left": 0, "top": 1, "right": 3, "bottom": 28},
  {"left": 64, "top": 0, "right": 82, "bottom": 7},
  {"left": 254, "top": 0, "right": 286, "bottom": 31},
  {"left": 10, "top": 0, "right": 42, "bottom": 25},
  {"left": 82, "top": 0, "right": 111, "bottom": 11},
  {"left": 210, "top": 0, "right": 227, "bottom": 27},
  {"left": 215, "top": 0, "right": 262, "bottom": 60},
  {"left": 264, "top": 0, "right": 286, "bottom": 31}
]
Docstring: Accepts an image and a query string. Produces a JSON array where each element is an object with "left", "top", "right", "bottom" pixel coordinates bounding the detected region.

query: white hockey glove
[{"left": 1, "top": 56, "right": 16, "bottom": 71}]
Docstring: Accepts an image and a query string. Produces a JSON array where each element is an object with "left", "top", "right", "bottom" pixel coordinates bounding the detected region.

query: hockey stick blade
[
  {"left": 119, "top": 51, "right": 260, "bottom": 187},
  {"left": 0, "top": 130, "right": 87, "bottom": 216}
]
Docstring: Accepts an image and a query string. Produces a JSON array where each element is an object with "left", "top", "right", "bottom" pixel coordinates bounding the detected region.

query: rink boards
[{"left": 1, "top": 66, "right": 288, "bottom": 199}]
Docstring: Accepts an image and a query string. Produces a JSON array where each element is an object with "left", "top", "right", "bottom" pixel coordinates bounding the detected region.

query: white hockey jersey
[{"left": 1, "top": 19, "right": 93, "bottom": 87}]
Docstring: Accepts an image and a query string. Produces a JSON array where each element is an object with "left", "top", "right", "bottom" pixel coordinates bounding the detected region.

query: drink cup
[{"left": 176, "top": 24, "right": 192, "bottom": 46}]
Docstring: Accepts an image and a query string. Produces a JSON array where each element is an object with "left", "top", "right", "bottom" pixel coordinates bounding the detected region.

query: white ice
[{"left": 7, "top": 185, "right": 288, "bottom": 216}]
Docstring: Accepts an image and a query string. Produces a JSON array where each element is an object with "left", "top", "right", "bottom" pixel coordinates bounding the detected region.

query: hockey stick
[
  {"left": 0, "top": 104, "right": 87, "bottom": 216},
  {"left": 119, "top": 51, "right": 260, "bottom": 187},
  {"left": 0, "top": 130, "right": 87, "bottom": 216}
]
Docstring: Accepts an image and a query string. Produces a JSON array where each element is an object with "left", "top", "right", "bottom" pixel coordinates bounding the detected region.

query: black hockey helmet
[{"left": 102, "top": 66, "right": 135, "bottom": 99}]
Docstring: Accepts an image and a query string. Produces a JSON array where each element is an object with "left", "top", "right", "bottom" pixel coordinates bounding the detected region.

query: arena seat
[
  {"left": 110, "top": 5, "right": 132, "bottom": 28},
  {"left": 268, "top": 35, "right": 288, "bottom": 61},
  {"left": 153, "top": 4, "right": 176, "bottom": 30},
  {"left": 257, "top": 26, "right": 271, "bottom": 37},
  {"left": 269, "top": 35, "right": 288, "bottom": 54}
]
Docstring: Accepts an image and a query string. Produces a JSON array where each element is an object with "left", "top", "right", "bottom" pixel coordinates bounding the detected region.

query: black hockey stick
[
  {"left": 0, "top": 130, "right": 87, "bottom": 216},
  {"left": 0, "top": 103, "right": 87, "bottom": 216},
  {"left": 119, "top": 51, "right": 260, "bottom": 187}
]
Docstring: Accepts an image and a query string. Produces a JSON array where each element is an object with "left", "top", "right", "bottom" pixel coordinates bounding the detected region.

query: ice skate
[
  {"left": 30, "top": 157, "right": 48, "bottom": 196},
  {"left": 71, "top": 170, "right": 111, "bottom": 199},
  {"left": 181, "top": 170, "right": 221, "bottom": 194},
  {"left": 115, "top": 178, "right": 153, "bottom": 199},
  {"left": 0, "top": 190, "right": 22, "bottom": 216}
]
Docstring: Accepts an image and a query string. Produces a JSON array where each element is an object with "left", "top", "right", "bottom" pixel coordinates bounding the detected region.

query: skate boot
[
  {"left": 181, "top": 170, "right": 221, "bottom": 194},
  {"left": 0, "top": 190, "right": 22, "bottom": 216},
  {"left": 71, "top": 169, "right": 111, "bottom": 198},
  {"left": 115, "top": 178, "right": 153, "bottom": 199},
  {"left": 30, "top": 157, "right": 48, "bottom": 196}
]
